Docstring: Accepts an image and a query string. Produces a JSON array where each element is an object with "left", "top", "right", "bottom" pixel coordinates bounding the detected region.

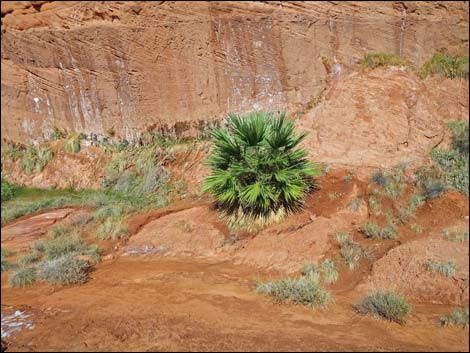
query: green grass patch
[
  {"left": 355, "top": 290, "right": 411, "bottom": 324},
  {"left": 362, "top": 52, "right": 411, "bottom": 70}
]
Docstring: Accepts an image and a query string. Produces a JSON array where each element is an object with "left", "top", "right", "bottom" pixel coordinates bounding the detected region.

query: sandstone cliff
[{"left": 1, "top": 1, "right": 468, "bottom": 144}]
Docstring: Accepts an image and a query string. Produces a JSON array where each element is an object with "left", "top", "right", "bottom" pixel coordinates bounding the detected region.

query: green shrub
[
  {"left": 355, "top": 290, "right": 411, "bottom": 324},
  {"left": 418, "top": 52, "right": 469, "bottom": 80},
  {"left": 202, "top": 112, "right": 319, "bottom": 230},
  {"left": 17, "top": 251, "right": 41, "bottom": 266},
  {"left": 360, "top": 220, "right": 398, "bottom": 240},
  {"left": 38, "top": 253, "right": 88, "bottom": 285},
  {"left": 36, "top": 146, "right": 54, "bottom": 172},
  {"left": 64, "top": 133, "right": 82, "bottom": 154},
  {"left": 255, "top": 276, "right": 330, "bottom": 308},
  {"left": 425, "top": 259, "right": 456, "bottom": 278},
  {"left": 362, "top": 52, "right": 411, "bottom": 69},
  {"left": 10, "top": 267, "right": 37, "bottom": 288},
  {"left": 440, "top": 307, "right": 469, "bottom": 327},
  {"left": 1, "top": 179, "right": 17, "bottom": 201},
  {"left": 22, "top": 144, "right": 38, "bottom": 174}
]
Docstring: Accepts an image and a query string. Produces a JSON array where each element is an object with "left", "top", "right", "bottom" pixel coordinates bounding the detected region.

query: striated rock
[
  {"left": 1, "top": 1, "right": 468, "bottom": 144},
  {"left": 297, "top": 68, "right": 469, "bottom": 169}
]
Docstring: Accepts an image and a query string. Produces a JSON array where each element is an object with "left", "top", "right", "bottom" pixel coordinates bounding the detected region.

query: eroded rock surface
[{"left": 2, "top": 1, "right": 468, "bottom": 143}]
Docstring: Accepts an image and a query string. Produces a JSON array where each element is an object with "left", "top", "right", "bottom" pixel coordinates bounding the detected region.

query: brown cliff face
[{"left": 1, "top": 1, "right": 469, "bottom": 144}]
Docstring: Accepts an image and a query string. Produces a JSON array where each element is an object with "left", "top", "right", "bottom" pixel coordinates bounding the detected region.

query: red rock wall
[{"left": 1, "top": 1, "right": 469, "bottom": 144}]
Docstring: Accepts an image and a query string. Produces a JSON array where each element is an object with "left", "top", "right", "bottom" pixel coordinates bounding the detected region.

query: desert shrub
[
  {"left": 36, "top": 146, "right": 54, "bottom": 172},
  {"left": 4, "top": 143, "right": 24, "bottom": 161},
  {"left": 397, "top": 194, "right": 426, "bottom": 224},
  {"left": 64, "top": 133, "right": 82, "bottom": 153},
  {"left": 21, "top": 144, "right": 38, "bottom": 174},
  {"left": 425, "top": 259, "right": 456, "bottom": 278},
  {"left": 429, "top": 120, "right": 469, "bottom": 197},
  {"left": 82, "top": 244, "right": 103, "bottom": 264},
  {"left": 320, "top": 259, "right": 339, "bottom": 284},
  {"left": 91, "top": 204, "right": 124, "bottom": 221},
  {"left": 371, "top": 171, "right": 387, "bottom": 186},
  {"left": 448, "top": 120, "right": 469, "bottom": 156},
  {"left": 421, "top": 179, "right": 446, "bottom": 199},
  {"left": 362, "top": 52, "right": 411, "bottom": 69},
  {"left": 10, "top": 267, "right": 37, "bottom": 288},
  {"left": 333, "top": 230, "right": 350, "bottom": 243},
  {"left": 418, "top": 52, "right": 469, "bottom": 80},
  {"left": 37, "top": 233, "right": 85, "bottom": 260},
  {"left": 368, "top": 194, "right": 382, "bottom": 215},
  {"left": 17, "top": 251, "right": 41, "bottom": 266},
  {"left": 355, "top": 290, "right": 411, "bottom": 324},
  {"left": 1, "top": 248, "right": 13, "bottom": 272},
  {"left": 360, "top": 220, "right": 397, "bottom": 239},
  {"left": 440, "top": 307, "right": 469, "bottom": 327},
  {"left": 372, "top": 164, "right": 408, "bottom": 199},
  {"left": 255, "top": 276, "right": 330, "bottom": 308},
  {"left": 202, "top": 112, "right": 319, "bottom": 230},
  {"left": 94, "top": 217, "right": 128, "bottom": 240},
  {"left": 38, "top": 253, "right": 88, "bottom": 285},
  {"left": 334, "top": 232, "right": 367, "bottom": 270},
  {"left": 52, "top": 126, "right": 66, "bottom": 140},
  {"left": 410, "top": 223, "right": 423, "bottom": 234},
  {"left": 442, "top": 228, "right": 469, "bottom": 242},
  {"left": 348, "top": 195, "right": 364, "bottom": 212},
  {"left": 69, "top": 213, "right": 93, "bottom": 226},
  {"left": 141, "top": 165, "right": 171, "bottom": 193},
  {"left": 47, "top": 225, "right": 70, "bottom": 239}
]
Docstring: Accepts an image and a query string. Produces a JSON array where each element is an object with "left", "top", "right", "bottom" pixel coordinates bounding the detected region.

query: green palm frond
[{"left": 203, "top": 111, "right": 319, "bottom": 230}]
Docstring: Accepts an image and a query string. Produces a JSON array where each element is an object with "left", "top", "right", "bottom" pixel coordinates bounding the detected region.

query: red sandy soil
[{"left": 1, "top": 170, "right": 468, "bottom": 351}]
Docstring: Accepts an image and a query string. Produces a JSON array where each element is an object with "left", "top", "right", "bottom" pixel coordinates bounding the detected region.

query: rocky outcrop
[
  {"left": 297, "top": 69, "right": 469, "bottom": 169},
  {"left": 1, "top": 1, "right": 468, "bottom": 144}
]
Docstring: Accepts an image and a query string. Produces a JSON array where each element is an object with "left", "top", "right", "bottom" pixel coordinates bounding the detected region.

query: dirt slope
[{"left": 2, "top": 256, "right": 469, "bottom": 352}]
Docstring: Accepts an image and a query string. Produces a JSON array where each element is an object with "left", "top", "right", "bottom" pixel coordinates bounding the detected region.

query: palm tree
[{"left": 202, "top": 111, "right": 319, "bottom": 230}]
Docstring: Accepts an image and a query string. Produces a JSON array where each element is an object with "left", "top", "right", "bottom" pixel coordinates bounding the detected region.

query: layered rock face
[{"left": 1, "top": 1, "right": 468, "bottom": 144}]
